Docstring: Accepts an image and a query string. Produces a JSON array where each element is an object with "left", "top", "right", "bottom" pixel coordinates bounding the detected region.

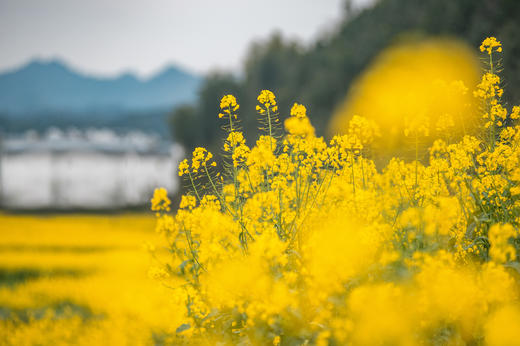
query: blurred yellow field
[
  {"left": 3, "top": 0, "right": 520, "bottom": 344},
  {"left": 0, "top": 214, "right": 182, "bottom": 345}
]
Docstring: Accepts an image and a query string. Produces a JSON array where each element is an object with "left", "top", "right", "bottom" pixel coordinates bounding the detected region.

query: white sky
[{"left": 0, "top": 0, "right": 371, "bottom": 78}]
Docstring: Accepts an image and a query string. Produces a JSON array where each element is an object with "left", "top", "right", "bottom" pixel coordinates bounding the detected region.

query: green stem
[
  {"left": 181, "top": 222, "right": 206, "bottom": 273},
  {"left": 267, "top": 107, "right": 273, "bottom": 145},
  {"left": 188, "top": 171, "right": 201, "bottom": 202},
  {"left": 203, "top": 165, "right": 236, "bottom": 218}
]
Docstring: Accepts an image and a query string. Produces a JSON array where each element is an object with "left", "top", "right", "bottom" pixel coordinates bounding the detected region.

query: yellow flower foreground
[
  {"left": 0, "top": 214, "right": 183, "bottom": 345},
  {"left": 153, "top": 37, "right": 520, "bottom": 345}
]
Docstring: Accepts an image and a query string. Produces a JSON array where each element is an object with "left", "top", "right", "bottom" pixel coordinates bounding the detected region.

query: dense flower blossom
[
  {"left": 219, "top": 94, "right": 239, "bottom": 119},
  {"left": 150, "top": 187, "right": 171, "bottom": 212},
  {"left": 152, "top": 38, "right": 520, "bottom": 345},
  {"left": 480, "top": 36, "right": 502, "bottom": 55},
  {"left": 256, "top": 89, "right": 278, "bottom": 115}
]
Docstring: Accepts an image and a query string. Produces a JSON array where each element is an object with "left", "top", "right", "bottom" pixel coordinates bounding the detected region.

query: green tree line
[{"left": 169, "top": 0, "right": 520, "bottom": 154}]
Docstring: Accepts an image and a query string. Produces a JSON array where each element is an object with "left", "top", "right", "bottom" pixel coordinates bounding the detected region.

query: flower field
[
  {"left": 2, "top": 37, "right": 520, "bottom": 345},
  {"left": 0, "top": 214, "right": 183, "bottom": 345},
  {"left": 152, "top": 38, "right": 520, "bottom": 345}
]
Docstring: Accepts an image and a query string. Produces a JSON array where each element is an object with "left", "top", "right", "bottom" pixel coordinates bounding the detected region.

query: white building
[{"left": 0, "top": 129, "right": 182, "bottom": 209}]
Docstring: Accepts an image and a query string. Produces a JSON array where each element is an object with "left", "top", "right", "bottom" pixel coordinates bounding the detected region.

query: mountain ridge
[{"left": 0, "top": 59, "right": 201, "bottom": 114}]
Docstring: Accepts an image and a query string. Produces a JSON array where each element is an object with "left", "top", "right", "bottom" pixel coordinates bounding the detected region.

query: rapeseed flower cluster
[
  {"left": 153, "top": 37, "right": 520, "bottom": 345},
  {"left": 219, "top": 94, "right": 239, "bottom": 119},
  {"left": 284, "top": 103, "right": 315, "bottom": 137},
  {"left": 480, "top": 37, "right": 502, "bottom": 55}
]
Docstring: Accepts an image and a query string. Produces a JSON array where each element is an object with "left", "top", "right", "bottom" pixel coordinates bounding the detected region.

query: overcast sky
[{"left": 0, "top": 0, "right": 371, "bottom": 78}]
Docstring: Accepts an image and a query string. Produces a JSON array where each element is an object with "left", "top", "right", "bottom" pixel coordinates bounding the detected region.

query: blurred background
[{"left": 1, "top": 0, "right": 520, "bottom": 210}]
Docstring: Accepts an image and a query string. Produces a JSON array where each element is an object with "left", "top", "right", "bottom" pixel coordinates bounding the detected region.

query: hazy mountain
[{"left": 0, "top": 59, "right": 201, "bottom": 114}]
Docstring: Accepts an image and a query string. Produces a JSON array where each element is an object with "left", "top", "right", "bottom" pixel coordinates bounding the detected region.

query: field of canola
[
  {"left": 151, "top": 38, "right": 520, "bottom": 345},
  {"left": 2, "top": 37, "right": 520, "bottom": 346},
  {"left": 0, "top": 214, "right": 184, "bottom": 345}
]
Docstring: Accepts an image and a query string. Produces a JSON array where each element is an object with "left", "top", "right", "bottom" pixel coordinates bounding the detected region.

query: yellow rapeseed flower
[
  {"left": 191, "top": 147, "right": 214, "bottom": 173},
  {"left": 219, "top": 94, "right": 239, "bottom": 119},
  {"left": 150, "top": 187, "right": 171, "bottom": 212},
  {"left": 480, "top": 36, "right": 502, "bottom": 55},
  {"left": 178, "top": 158, "right": 189, "bottom": 177},
  {"left": 257, "top": 90, "right": 278, "bottom": 114},
  {"left": 290, "top": 102, "right": 307, "bottom": 119}
]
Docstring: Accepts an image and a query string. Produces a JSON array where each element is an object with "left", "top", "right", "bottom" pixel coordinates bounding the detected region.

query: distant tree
[
  {"left": 168, "top": 105, "right": 199, "bottom": 150},
  {"left": 169, "top": 0, "right": 520, "bottom": 150},
  {"left": 242, "top": 33, "right": 305, "bottom": 135},
  {"left": 169, "top": 72, "right": 241, "bottom": 154}
]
